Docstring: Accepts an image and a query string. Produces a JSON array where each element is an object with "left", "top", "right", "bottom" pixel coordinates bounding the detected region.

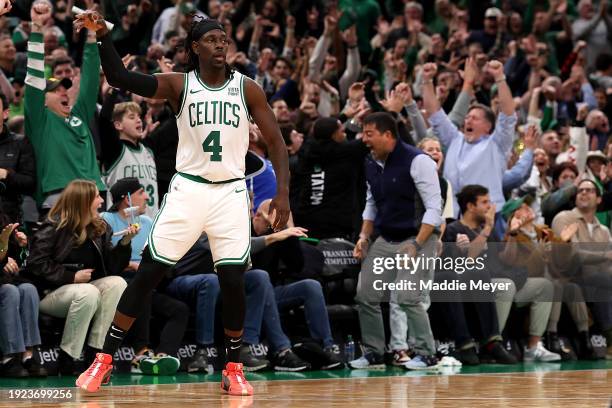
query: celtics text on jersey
[{"left": 175, "top": 70, "right": 250, "bottom": 183}]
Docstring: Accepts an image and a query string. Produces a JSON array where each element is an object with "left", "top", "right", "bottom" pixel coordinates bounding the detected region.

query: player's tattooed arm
[{"left": 244, "top": 78, "right": 290, "bottom": 231}]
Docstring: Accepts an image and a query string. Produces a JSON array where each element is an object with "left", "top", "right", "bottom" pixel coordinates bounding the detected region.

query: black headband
[{"left": 192, "top": 18, "right": 225, "bottom": 41}]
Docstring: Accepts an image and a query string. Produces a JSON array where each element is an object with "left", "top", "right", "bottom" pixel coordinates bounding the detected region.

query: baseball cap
[
  {"left": 180, "top": 2, "right": 196, "bottom": 14},
  {"left": 586, "top": 150, "right": 608, "bottom": 164},
  {"left": 485, "top": 7, "right": 502, "bottom": 19},
  {"left": 108, "top": 177, "right": 143, "bottom": 212},
  {"left": 501, "top": 195, "right": 534, "bottom": 220},
  {"left": 45, "top": 77, "right": 72, "bottom": 92}
]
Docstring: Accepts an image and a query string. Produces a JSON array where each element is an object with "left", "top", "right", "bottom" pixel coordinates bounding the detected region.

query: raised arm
[
  {"left": 24, "top": 1, "right": 51, "bottom": 145},
  {"left": 282, "top": 15, "right": 296, "bottom": 60},
  {"left": 245, "top": 78, "right": 290, "bottom": 230},
  {"left": 486, "top": 60, "right": 517, "bottom": 154},
  {"left": 569, "top": 106, "right": 589, "bottom": 173},
  {"left": 503, "top": 149, "right": 534, "bottom": 193},
  {"left": 448, "top": 91, "right": 472, "bottom": 129},
  {"left": 74, "top": 10, "right": 183, "bottom": 111},
  {"left": 572, "top": 14, "right": 601, "bottom": 41},
  {"left": 448, "top": 58, "right": 478, "bottom": 127},
  {"left": 308, "top": 15, "right": 334, "bottom": 82},
  {"left": 405, "top": 102, "right": 429, "bottom": 142},
  {"left": 503, "top": 125, "right": 537, "bottom": 193},
  {"left": 338, "top": 26, "right": 361, "bottom": 100},
  {"left": 72, "top": 30, "right": 100, "bottom": 122},
  {"left": 487, "top": 60, "right": 514, "bottom": 116},
  {"left": 421, "top": 63, "right": 462, "bottom": 147},
  {"left": 420, "top": 63, "right": 440, "bottom": 115},
  {"left": 393, "top": 82, "right": 428, "bottom": 142}
]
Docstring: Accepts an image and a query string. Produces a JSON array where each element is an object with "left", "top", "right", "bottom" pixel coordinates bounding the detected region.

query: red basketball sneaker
[
  {"left": 76, "top": 353, "right": 113, "bottom": 392},
  {"left": 221, "top": 362, "right": 253, "bottom": 396}
]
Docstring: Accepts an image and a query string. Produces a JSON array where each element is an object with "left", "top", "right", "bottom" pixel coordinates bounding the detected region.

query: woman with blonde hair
[
  {"left": 417, "top": 136, "right": 455, "bottom": 221},
  {"left": 24, "top": 180, "right": 137, "bottom": 375}
]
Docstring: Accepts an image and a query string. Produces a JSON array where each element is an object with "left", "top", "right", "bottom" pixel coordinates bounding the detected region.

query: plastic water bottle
[{"left": 345, "top": 335, "right": 355, "bottom": 363}]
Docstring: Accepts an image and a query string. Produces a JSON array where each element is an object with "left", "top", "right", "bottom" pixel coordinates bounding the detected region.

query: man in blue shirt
[
  {"left": 423, "top": 58, "right": 518, "bottom": 237},
  {"left": 350, "top": 112, "right": 443, "bottom": 370}
]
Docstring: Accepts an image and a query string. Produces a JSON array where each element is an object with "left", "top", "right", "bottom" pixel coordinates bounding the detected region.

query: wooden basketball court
[{"left": 1, "top": 365, "right": 610, "bottom": 408}]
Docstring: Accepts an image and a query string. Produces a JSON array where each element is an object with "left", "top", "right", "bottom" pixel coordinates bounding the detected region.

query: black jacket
[
  {"left": 0, "top": 126, "right": 36, "bottom": 222},
  {"left": 23, "top": 220, "right": 130, "bottom": 295},
  {"left": 293, "top": 138, "right": 369, "bottom": 239}
]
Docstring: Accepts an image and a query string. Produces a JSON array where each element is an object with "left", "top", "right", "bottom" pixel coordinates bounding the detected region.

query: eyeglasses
[{"left": 577, "top": 187, "right": 597, "bottom": 194}]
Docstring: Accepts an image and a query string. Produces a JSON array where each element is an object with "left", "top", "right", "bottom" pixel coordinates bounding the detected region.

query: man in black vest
[{"left": 350, "top": 112, "right": 442, "bottom": 370}]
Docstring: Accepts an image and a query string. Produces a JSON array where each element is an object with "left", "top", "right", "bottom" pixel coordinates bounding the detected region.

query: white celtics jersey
[
  {"left": 105, "top": 143, "right": 158, "bottom": 218},
  {"left": 175, "top": 70, "right": 250, "bottom": 182}
]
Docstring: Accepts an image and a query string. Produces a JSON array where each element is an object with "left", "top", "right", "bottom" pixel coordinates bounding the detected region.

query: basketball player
[{"left": 73, "top": 10, "right": 290, "bottom": 396}]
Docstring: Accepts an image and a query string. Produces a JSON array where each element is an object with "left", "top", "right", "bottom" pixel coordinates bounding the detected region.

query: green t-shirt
[{"left": 24, "top": 33, "right": 105, "bottom": 203}]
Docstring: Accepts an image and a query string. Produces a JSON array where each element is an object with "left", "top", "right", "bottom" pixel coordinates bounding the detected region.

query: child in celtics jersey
[{"left": 100, "top": 101, "right": 159, "bottom": 218}]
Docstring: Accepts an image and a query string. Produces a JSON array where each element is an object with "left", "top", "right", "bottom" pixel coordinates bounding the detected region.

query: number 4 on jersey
[{"left": 202, "top": 130, "right": 222, "bottom": 161}]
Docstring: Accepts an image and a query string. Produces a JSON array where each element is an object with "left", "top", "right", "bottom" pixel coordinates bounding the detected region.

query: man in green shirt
[{"left": 24, "top": 1, "right": 105, "bottom": 211}]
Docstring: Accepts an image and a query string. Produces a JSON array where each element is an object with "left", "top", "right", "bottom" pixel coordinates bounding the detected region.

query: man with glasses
[{"left": 552, "top": 179, "right": 612, "bottom": 360}]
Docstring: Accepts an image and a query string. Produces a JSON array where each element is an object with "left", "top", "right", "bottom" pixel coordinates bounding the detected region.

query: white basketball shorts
[{"left": 147, "top": 172, "right": 251, "bottom": 269}]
